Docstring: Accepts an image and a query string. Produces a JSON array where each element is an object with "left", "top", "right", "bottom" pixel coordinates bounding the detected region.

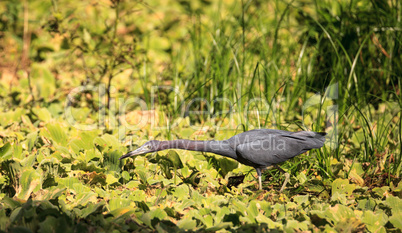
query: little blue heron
[{"left": 120, "top": 129, "right": 326, "bottom": 191}]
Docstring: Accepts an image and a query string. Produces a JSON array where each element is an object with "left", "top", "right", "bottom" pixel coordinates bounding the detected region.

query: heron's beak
[{"left": 119, "top": 146, "right": 151, "bottom": 160}]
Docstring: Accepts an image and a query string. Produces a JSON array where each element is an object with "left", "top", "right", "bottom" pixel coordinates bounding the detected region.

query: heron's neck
[{"left": 158, "top": 140, "right": 236, "bottom": 159}]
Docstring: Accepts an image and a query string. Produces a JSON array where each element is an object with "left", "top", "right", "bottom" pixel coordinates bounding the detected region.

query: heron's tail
[{"left": 314, "top": 132, "right": 327, "bottom": 141}]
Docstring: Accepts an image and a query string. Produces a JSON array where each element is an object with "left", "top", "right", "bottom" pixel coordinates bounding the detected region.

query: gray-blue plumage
[{"left": 120, "top": 129, "right": 326, "bottom": 190}]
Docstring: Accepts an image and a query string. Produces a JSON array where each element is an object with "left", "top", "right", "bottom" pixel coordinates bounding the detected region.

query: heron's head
[{"left": 119, "top": 140, "right": 161, "bottom": 160}]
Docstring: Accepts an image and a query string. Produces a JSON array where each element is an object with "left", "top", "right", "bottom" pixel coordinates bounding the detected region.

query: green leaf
[
  {"left": 106, "top": 174, "right": 119, "bottom": 185},
  {"left": 80, "top": 201, "right": 105, "bottom": 218},
  {"left": 25, "top": 131, "right": 38, "bottom": 152},
  {"left": 69, "top": 131, "right": 97, "bottom": 154},
  {"left": 65, "top": 107, "right": 91, "bottom": 124},
  {"left": 218, "top": 157, "right": 238, "bottom": 177},
  {"left": 32, "top": 107, "right": 52, "bottom": 122},
  {"left": 389, "top": 212, "right": 402, "bottom": 230},
  {"left": 201, "top": 214, "right": 214, "bottom": 228},
  {"left": 0, "top": 142, "right": 12, "bottom": 160},
  {"left": 135, "top": 201, "right": 150, "bottom": 212},
  {"left": 0, "top": 108, "right": 25, "bottom": 126},
  {"left": 357, "top": 198, "right": 376, "bottom": 211},
  {"left": 104, "top": 150, "right": 122, "bottom": 173},
  {"left": 285, "top": 220, "right": 309, "bottom": 232},
  {"left": 332, "top": 178, "right": 355, "bottom": 196},
  {"left": 232, "top": 199, "right": 247, "bottom": 215},
  {"left": 166, "top": 150, "right": 184, "bottom": 169},
  {"left": 41, "top": 187, "right": 67, "bottom": 200},
  {"left": 181, "top": 166, "right": 190, "bottom": 177},
  {"left": 2, "top": 196, "right": 23, "bottom": 209},
  {"left": 206, "top": 222, "right": 233, "bottom": 231},
  {"left": 69, "top": 139, "right": 88, "bottom": 155},
  {"left": 38, "top": 216, "right": 58, "bottom": 233},
  {"left": 177, "top": 218, "right": 197, "bottom": 230},
  {"left": 85, "top": 149, "right": 102, "bottom": 163},
  {"left": 256, "top": 214, "right": 281, "bottom": 228},
  {"left": 150, "top": 208, "right": 167, "bottom": 220},
  {"left": 76, "top": 191, "right": 98, "bottom": 206},
  {"left": 328, "top": 204, "right": 356, "bottom": 221},
  {"left": 331, "top": 192, "right": 347, "bottom": 204},
  {"left": 43, "top": 123, "right": 68, "bottom": 146},
  {"left": 296, "top": 172, "right": 308, "bottom": 185},
  {"left": 21, "top": 152, "right": 37, "bottom": 167},
  {"left": 385, "top": 195, "right": 402, "bottom": 215},
  {"left": 180, "top": 128, "right": 194, "bottom": 138},
  {"left": 99, "top": 134, "right": 121, "bottom": 150},
  {"left": 372, "top": 186, "right": 389, "bottom": 198},
  {"left": 57, "top": 177, "right": 90, "bottom": 193},
  {"left": 47, "top": 102, "right": 63, "bottom": 118},
  {"left": 108, "top": 207, "right": 135, "bottom": 218},
  {"left": 293, "top": 195, "right": 310, "bottom": 206},
  {"left": 393, "top": 181, "right": 402, "bottom": 192},
  {"left": 9, "top": 207, "right": 23, "bottom": 225},
  {"left": 137, "top": 170, "right": 148, "bottom": 184},
  {"left": 362, "top": 210, "right": 388, "bottom": 232},
  {"left": 121, "top": 171, "right": 130, "bottom": 181},
  {"left": 16, "top": 169, "right": 42, "bottom": 200},
  {"left": 126, "top": 180, "right": 140, "bottom": 189},
  {"left": 173, "top": 185, "right": 189, "bottom": 201},
  {"left": 247, "top": 201, "right": 259, "bottom": 219},
  {"left": 140, "top": 209, "right": 168, "bottom": 227}
]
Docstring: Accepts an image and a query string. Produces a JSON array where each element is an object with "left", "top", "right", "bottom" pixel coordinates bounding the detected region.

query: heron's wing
[
  {"left": 230, "top": 130, "right": 326, "bottom": 148},
  {"left": 229, "top": 129, "right": 326, "bottom": 167},
  {"left": 281, "top": 131, "right": 326, "bottom": 148},
  {"left": 230, "top": 129, "right": 325, "bottom": 143},
  {"left": 235, "top": 138, "right": 302, "bottom": 167},
  {"left": 235, "top": 132, "right": 326, "bottom": 167}
]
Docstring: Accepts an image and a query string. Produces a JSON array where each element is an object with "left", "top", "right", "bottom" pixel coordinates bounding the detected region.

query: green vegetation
[{"left": 0, "top": 0, "right": 401, "bottom": 232}]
